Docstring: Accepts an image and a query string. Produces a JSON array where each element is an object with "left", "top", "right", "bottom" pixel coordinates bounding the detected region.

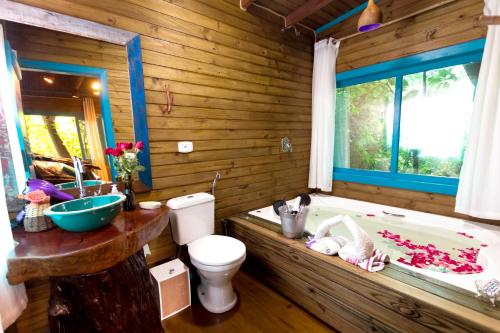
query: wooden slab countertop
[{"left": 7, "top": 206, "right": 169, "bottom": 284}]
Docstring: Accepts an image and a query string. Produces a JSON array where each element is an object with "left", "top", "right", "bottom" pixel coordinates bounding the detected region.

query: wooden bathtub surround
[
  {"left": 7, "top": 207, "right": 168, "bottom": 333},
  {"left": 227, "top": 215, "right": 500, "bottom": 333}
]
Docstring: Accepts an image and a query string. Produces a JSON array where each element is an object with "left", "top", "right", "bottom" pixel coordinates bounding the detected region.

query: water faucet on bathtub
[{"left": 382, "top": 211, "right": 405, "bottom": 218}]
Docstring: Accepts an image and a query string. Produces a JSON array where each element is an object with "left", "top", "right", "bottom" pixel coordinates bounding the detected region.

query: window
[
  {"left": 333, "top": 39, "right": 484, "bottom": 195},
  {"left": 24, "top": 114, "right": 88, "bottom": 159}
]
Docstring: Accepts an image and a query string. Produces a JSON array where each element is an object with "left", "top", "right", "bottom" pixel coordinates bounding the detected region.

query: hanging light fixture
[{"left": 358, "top": 0, "right": 382, "bottom": 32}]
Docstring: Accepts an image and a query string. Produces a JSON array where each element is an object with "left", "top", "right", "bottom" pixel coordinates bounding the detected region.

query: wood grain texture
[
  {"left": 321, "top": 0, "right": 491, "bottom": 225},
  {"left": 22, "top": 96, "right": 85, "bottom": 114},
  {"left": 228, "top": 215, "right": 500, "bottom": 333},
  {"left": 253, "top": 0, "right": 364, "bottom": 29},
  {"left": 6, "top": 1, "right": 312, "bottom": 331},
  {"left": 163, "top": 271, "right": 336, "bottom": 333},
  {"left": 5, "top": 21, "right": 135, "bottom": 143},
  {"left": 285, "top": 0, "right": 335, "bottom": 28},
  {"left": 48, "top": 250, "right": 162, "bottom": 333},
  {"left": 8, "top": 0, "right": 313, "bottom": 221},
  {"left": 8, "top": 207, "right": 169, "bottom": 284},
  {"left": 328, "top": 0, "right": 487, "bottom": 72}
]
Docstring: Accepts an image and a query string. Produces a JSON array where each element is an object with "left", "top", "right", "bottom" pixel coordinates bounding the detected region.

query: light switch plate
[{"left": 178, "top": 141, "right": 193, "bottom": 153}]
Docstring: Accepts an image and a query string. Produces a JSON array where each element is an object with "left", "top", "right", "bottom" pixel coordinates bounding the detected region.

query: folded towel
[
  {"left": 306, "top": 235, "right": 347, "bottom": 255},
  {"left": 339, "top": 249, "right": 389, "bottom": 273},
  {"left": 306, "top": 214, "right": 389, "bottom": 272}
]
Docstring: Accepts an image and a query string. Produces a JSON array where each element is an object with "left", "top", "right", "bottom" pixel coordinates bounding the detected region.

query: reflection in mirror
[
  {"left": 21, "top": 71, "right": 110, "bottom": 185},
  {"left": 2, "top": 17, "right": 151, "bottom": 217}
]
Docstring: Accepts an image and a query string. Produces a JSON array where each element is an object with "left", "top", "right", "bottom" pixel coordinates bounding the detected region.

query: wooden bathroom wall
[
  {"left": 9, "top": 0, "right": 313, "bottom": 216},
  {"left": 6, "top": 1, "right": 312, "bottom": 332},
  {"left": 5, "top": 22, "right": 135, "bottom": 144},
  {"left": 7, "top": 0, "right": 314, "bottom": 260},
  {"left": 321, "top": 0, "right": 486, "bottom": 72},
  {"left": 323, "top": 0, "right": 488, "bottom": 220},
  {"left": 22, "top": 96, "right": 85, "bottom": 114}
]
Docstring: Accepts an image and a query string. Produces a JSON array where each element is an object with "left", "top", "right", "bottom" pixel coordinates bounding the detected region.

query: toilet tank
[{"left": 167, "top": 193, "right": 215, "bottom": 245}]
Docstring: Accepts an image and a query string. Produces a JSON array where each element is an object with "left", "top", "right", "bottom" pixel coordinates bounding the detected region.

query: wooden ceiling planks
[{"left": 246, "top": 0, "right": 365, "bottom": 31}]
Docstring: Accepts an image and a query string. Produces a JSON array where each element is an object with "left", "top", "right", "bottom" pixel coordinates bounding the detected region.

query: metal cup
[{"left": 278, "top": 205, "right": 308, "bottom": 239}]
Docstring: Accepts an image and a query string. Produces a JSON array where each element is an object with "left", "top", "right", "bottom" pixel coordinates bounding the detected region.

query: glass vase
[{"left": 122, "top": 176, "right": 136, "bottom": 211}]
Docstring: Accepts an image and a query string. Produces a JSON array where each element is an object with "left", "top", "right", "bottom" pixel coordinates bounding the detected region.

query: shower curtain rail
[{"left": 327, "top": 0, "right": 458, "bottom": 42}]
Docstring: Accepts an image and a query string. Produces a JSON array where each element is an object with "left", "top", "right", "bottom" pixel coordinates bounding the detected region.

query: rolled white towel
[
  {"left": 339, "top": 249, "right": 390, "bottom": 273},
  {"left": 306, "top": 235, "right": 348, "bottom": 255}
]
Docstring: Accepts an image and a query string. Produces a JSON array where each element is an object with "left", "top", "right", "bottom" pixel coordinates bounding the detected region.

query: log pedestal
[{"left": 7, "top": 207, "right": 169, "bottom": 333}]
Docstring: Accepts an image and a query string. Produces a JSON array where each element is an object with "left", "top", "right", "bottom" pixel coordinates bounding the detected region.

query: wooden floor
[{"left": 162, "top": 271, "right": 335, "bottom": 333}]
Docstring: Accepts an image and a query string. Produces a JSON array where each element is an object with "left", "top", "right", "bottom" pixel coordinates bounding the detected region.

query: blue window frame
[{"left": 333, "top": 39, "right": 485, "bottom": 195}]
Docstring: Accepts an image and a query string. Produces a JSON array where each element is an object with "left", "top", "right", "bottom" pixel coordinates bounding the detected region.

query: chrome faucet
[{"left": 73, "top": 156, "right": 86, "bottom": 198}]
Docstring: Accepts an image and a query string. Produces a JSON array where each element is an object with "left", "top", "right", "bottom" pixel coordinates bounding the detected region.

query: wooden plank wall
[
  {"left": 321, "top": 0, "right": 488, "bottom": 220},
  {"left": 22, "top": 96, "right": 83, "bottom": 114},
  {"left": 5, "top": 1, "right": 313, "bottom": 332},
  {"left": 5, "top": 22, "right": 135, "bottom": 144},
  {"left": 10, "top": 0, "right": 314, "bottom": 219},
  {"left": 320, "top": 0, "right": 486, "bottom": 71}
]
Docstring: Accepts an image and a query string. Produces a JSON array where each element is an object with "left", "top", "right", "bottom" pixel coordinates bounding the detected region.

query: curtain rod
[
  {"left": 327, "top": 0, "right": 458, "bottom": 42},
  {"left": 250, "top": 2, "right": 318, "bottom": 40}
]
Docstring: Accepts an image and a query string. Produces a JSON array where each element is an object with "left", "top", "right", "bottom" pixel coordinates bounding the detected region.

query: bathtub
[{"left": 248, "top": 194, "right": 500, "bottom": 293}]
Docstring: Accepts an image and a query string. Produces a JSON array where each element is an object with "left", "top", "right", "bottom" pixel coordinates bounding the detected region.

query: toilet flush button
[{"left": 178, "top": 141, "right": 193, "bottom": 153}]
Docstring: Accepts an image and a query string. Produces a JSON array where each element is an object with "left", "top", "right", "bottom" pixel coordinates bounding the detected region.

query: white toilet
[{"left": 167, "top": 193, "right": 246, "bottom": 314}]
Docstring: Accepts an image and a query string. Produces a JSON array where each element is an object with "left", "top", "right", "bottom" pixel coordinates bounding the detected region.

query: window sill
[{"left": 333, "top": 168, "right": 458, "bottom": 195}]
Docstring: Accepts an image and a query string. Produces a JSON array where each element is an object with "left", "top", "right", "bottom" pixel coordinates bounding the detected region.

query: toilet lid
[{"left": 188, "top": 235, "right": 246, "bottom": 266}]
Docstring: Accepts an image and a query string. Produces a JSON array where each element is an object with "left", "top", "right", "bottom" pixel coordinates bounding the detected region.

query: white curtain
[
  {"left": 0, "top": 24, "right": 28, "bottom": 332},
  {"left": 0, "top": 175, "right": 27, "bottom": 332},
  {"left": 308, "top": 38, "right": 340, "bottom": 192},
  {"left": 82, "top": 97, "right": 110, "bottom": 181},
  {"left": 455, "top": 0, "right": 500, "bottom": 219}
]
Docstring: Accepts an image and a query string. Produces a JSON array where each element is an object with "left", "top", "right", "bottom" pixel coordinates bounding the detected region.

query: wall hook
[{"left": 161, "top": 84, "right": 174, "bottom": 114}]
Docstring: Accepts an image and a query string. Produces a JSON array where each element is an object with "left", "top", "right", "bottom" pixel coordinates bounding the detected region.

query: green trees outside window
[{"left": 334, "top": 62, "right": 480, "bottom": 179}]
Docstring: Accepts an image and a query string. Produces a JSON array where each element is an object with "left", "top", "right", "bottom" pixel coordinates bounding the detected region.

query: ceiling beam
[
  {"left": 240, "top": 0, "right": 255, "bottom": 11},
  {"left": 285, "top": 0, "right": 334, "bottom": 28}
]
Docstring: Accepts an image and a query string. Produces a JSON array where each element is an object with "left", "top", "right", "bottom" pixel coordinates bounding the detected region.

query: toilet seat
[{"left": 188, "top": 235, "right": 246, "bottom": 268}]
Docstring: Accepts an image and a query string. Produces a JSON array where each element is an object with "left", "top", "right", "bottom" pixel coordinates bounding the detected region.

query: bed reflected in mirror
[
  {"left": 20, "top": 70, "right": 110, "bottom": 187},
  {"left": 1, "top": 16, "right": 151, "bottom": 217}
]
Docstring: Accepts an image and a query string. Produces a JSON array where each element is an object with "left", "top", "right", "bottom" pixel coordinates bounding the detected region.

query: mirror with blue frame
[{"left": 1, "top": 21, "right": 151, "bottom": 215}]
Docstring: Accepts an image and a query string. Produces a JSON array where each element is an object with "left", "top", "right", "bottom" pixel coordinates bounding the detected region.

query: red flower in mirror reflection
[
  {"left": 378, "top": 230, "right": 485, "bottom": 274},
  {"left": 135, "top": 141, "right": 144, "bottom": 150},
  {"left": 117, "top": 142, "right": 133, "bottom": 150}
]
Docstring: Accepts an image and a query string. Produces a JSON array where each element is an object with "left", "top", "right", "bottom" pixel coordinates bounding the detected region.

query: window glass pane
[
  {"left": 398, "top": 62, "right": 480, "bottom": 177},
  {"left": 335, "top": 78, "right": 395, "bottom": 171},
  {"left": 25, "top": 115, "right": 83, "bottom": 158}
]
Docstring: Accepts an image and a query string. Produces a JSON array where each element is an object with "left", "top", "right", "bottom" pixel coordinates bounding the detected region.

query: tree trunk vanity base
[
  {"left": 48, "top": 251, "right": 162, "bottom": 333},
  {"left": 7, "top": 208, "right": 169, "bottom": 333}
]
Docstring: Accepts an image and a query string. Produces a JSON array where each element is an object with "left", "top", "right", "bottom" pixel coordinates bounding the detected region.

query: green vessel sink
[
  {"left": 56, "top": 180, "right": 106, "bottom": 189},
  {"left": 44, "top": 195, "right": 126, "bottom": 232}
]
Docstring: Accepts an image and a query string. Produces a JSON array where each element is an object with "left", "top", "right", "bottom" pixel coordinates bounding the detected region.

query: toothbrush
[
  {"left": 297, "top": 193, "right": 312, "bottom": 214},
  {"left": 291, "top": 196, "right": 302, "bottom": 214}
]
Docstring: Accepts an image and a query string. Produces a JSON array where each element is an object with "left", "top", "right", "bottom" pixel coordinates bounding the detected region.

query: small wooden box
[{"left": 150, "top": 259, "right": 191, "bottom": 319}]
